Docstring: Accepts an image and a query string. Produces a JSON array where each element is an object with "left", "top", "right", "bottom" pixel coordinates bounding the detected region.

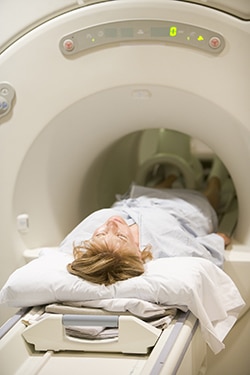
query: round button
[
  {"left": 209, "top": 36, "right": 221, "bottom": 49},
  {"left": 0, "top": 97, "right": 9, "bottom": 114},
  {"left": 1, "top": 87, "right": 9, "bottom": 96},
  {"left": 63, "top": 39, "right": 75, "bottom": 52}
]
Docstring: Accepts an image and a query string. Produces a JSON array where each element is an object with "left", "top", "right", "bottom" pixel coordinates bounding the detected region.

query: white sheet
[
  {"left": 46, "top": 299, "right": 183, "bottom": 319},
  {"left": 0, "top": 250, "right": 245, "bottom": 353},
  {"left": 65, "top": 314, "right": 174, "bottom": 340}
]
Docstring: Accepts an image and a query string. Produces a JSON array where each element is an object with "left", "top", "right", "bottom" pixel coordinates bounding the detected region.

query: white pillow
[{"left": 0, "top": 250, "right": 245, "bottom": 354}]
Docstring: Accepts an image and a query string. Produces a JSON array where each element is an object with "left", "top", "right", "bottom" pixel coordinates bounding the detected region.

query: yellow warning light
[{"left": 197, "top": 35, "right": 204, "bottom": 41}]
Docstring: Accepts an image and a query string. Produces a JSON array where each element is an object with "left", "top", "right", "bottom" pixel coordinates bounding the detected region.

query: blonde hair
[{"left": 67, "top": 238, "right": 152, "bottom": 286}]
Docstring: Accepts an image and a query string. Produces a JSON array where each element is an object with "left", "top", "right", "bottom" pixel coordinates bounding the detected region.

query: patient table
[{"left": 1, "top": 307, "right": 206, "bottom": 375}]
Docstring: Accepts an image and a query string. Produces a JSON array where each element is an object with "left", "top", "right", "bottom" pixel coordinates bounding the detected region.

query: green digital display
[
  {"left": 169, "top": 26, "right": 177, "bottom": 37},
  {"left": 151, "top": 26, "right": 178, "bottom": 37}
]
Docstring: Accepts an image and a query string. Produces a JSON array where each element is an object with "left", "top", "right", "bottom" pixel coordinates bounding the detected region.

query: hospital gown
[{"left": 59, "top": 185, "right": 225, "bottom": 267}]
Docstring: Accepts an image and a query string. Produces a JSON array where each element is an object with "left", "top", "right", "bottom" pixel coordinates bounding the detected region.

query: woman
[{"left": 65, "top": 165, "right": 231, "bottom": 286}]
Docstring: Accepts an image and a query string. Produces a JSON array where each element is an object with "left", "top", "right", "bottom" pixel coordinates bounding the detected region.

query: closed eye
[
  {"left": 117, "top": 234, "right": 128, "bottom": 241},
  {"left": 95, "top": 232, "right": 106, "bottom": 238},
  {"left": 94, "top": 232, "right": 127, "bottom": 241}
]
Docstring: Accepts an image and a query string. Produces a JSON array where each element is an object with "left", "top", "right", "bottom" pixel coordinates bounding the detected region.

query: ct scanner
[{"left": 0, "top": 0, "right": 250, "bottom": 374}]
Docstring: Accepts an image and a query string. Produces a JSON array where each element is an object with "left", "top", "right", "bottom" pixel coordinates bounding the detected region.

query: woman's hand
[{"left": 217, "top": 232, "right": 231, "bottom": 247}]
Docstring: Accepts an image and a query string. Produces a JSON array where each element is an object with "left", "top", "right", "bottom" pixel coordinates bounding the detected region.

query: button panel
[{"left": 60, "top": 20, "right": 225, "bottom": 56}]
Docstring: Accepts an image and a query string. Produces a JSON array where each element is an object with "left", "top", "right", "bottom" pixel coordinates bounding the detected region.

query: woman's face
[{"left": 92, "top": 216, "right": 141, "bottom": 257}]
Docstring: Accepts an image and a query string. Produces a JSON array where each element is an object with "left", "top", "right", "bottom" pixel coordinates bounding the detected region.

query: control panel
[
  {"left": 60, "top": 20, "right": 225, "bottom": 56},
  {"left": 0, "top": 82, "right": 16, "bottom": 119}
]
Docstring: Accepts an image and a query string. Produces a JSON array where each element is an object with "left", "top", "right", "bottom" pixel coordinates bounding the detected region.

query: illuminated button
[
  {"left": 209, "top": 36, "right": 221, "bottom": 49},
  {"left": 63, "top": 39, "right": 75, "bottom": 51}
]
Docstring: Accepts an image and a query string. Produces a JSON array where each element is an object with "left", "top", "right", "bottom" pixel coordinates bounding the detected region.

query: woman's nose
[{"left": 107, "top": 221, "right": 118, "bottom": 232}]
